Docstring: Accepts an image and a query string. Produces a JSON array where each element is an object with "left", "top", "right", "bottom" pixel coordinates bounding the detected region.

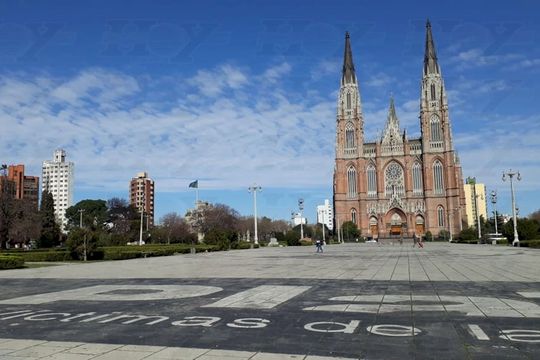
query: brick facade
[{"left": 333, "top": 23, "right": 466, "bottom": 239}]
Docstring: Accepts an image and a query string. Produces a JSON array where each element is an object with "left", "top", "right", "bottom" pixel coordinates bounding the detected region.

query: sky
[{"left": 1, "top": 0, "right": 539, "bottom": 224}]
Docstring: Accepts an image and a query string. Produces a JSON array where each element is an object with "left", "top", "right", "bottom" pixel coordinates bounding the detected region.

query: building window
[
  {"left": 433, "top": 160, "right": 444, "bottom": 194},
  {"left": 346, "top": 92, "right": 351, "bottom": 109},
  {"left": 412, "top": 162, "right": 423, "bottom": 195},
  {"left": 351, "top": 208, "right": 357, "bottom": 224},
  {"left": 345, "top": 122, "right": 355, "bottom": 150},
  {"left": 437, "top": 206, "right": 445, "bottom": 227},
  {"left": 384, "top": 162, "right": 405, "bottom": 197},
  {"left": 367, "top": 164, "right": 377, "bottom": 197},
  {"left": 430, "top": 83, "right": 436, "bottom": 101},
  {"left": 347, "top": 166, "right": 357, "bottom": 198},
  {"left": 430, "top": 114, "right": 442, "bottom": 142}
]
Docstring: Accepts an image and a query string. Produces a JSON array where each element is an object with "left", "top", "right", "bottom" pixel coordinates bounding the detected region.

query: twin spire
[
  {"left": 424, "top": 19, "right": 440, "bottom": 75},
  {"left": 341, "top": 19, "right": 440, "bottom": 82},
  {"left": 342, "top": 32, "right": 356, "bottom": 85}
]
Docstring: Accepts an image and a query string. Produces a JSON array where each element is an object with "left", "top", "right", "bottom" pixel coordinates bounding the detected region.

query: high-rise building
[
  {"left": 129, "top": 172, "right": 155, "bottom": 227},
  {"left": 317, "top": 199, "right": 334, "bottom": 231},
  {"left": 463, "top": 177, "right": 487, "bottom": 230},
  {"left": 333, "top": 21, "right": 466, "bottom": 239},
  {"left": 42, "top": 149, "right": 74, "bottom": 231},
  {"left": 7, "top": 165, "right": 39, "bottom": 208}
]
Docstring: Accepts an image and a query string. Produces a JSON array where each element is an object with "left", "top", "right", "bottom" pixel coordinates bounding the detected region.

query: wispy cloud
[
  {"left": 0, "top": 65, "right": 335, "bottom": 193},
  {"left": 448, "top": 48, "right": 522, "bottom": 69}
]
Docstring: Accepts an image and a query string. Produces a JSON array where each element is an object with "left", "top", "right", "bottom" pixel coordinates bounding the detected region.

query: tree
[
  {"left": 0, "top": 173, "right": 17, "bottom": 249},
  {"left": 105, "top": 197, "right": 139, "bottom": 244},
  {"left": 38, "top": 191, "right": 61, "bottom": 248},
  {"left": 341, "top": 221, "right": 360, "bottom": 242},
  {"left": 66, "top": 227, "right": 100, "bottom": 260},
  {"left": 160, "top": 212, "right": 193, "bottom": 244},
  {"left": 529, "top": 209, "right": 540, "bottom": 223},
  {"left": 9, "top": 200, "right": 41, "bottom": 247},
  {"left": 65, "top": 199, "right": 108, "bottom": 231},
  {"left": 502, "top": 218, "right": 540, "bottom": 241},
  {"left": 200, "top": 203, "right": 239, "bottom": 234}
]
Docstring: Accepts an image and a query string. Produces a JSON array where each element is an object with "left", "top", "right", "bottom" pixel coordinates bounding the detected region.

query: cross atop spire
[
  {"left": 342, "top": 31, "right": 357, "bottom": 85},
  {"left": 424, "top": 19, "right": 440, "bottom": 75}
]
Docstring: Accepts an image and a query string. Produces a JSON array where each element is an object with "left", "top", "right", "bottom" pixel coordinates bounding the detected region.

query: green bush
[
  {"left": 14, "top": 251, "right": 72, "bottom": 262},
  {"left": 520, "top": 240, "right": 540, "bottom": 248},
  {"left": 424, "top": 231, "right": 433, "bottom": 242},
  {"left": 231, "top": 241, "right": 252, "bottom": 250},
  {"left": 0, "top": 256, "right": 25, "bottom": 269},
  {"left": 299, "top": 240, "right": 313, "bottom": 246}
]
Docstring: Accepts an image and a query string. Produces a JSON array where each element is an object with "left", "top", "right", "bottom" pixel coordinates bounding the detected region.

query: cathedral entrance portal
[
  {"left": 386, "top": 209, "right": 406, "bottom": 237},
  {"left": 369, "top": 216, "right": 378, "bottom": 238}
]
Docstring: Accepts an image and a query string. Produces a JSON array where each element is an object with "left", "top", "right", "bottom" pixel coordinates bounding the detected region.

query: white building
[
  {"left": 42, "top": 149, "right": 74, "bottom": 231},
  {"left": 317, "top": 199, "right": 334, "bottom": 231}
]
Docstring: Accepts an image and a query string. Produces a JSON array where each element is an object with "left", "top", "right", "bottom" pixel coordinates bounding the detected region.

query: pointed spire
[
  {"left": 342, "top": 31, "right": 356, "bottom": 85},
  {"left": 424, "top": 19, "right": 439, "bottom": 75},
  {"left": 388, "top": 96, "right": 397, "bottom": 121}
]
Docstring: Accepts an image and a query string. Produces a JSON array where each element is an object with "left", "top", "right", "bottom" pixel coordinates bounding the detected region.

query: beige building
[
  {"left": 129, "top": 172, "right": 155, "bottom": 227},
  {"left": 463, "top": 177, "right": 487, "bottom": 230},
  {"left": 42, "top": 149, "right": 74, "bottom": 231},
  {"left": 333, "top": 21, "right": 466, "bottom": 239}
]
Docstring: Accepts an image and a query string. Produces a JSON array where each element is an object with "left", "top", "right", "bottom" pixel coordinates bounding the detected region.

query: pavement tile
[
  {"left": 0, "top": 339, "right": 47, "bottom": 350},
  {"left": 90, "top": 349, "right": 154, "bottom": 360},
  {"left": 41, "top": 354, "right": 95, "bottom": 360},
  {"left": 7, "top": 345, "right": 66, "bottom": 358},
  {"left": 251, "top": 353, "right": 306, "bottom": 360},
  {"left": 64, "top": 343, "right": 123, "bottom": 355}
]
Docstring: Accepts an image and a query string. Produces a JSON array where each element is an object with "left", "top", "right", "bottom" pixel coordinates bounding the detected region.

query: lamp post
[
  {"left": 248, "top": 184, "right": 262, "bottom": 245},
  {"left": 490, "top": 190, "right": 499, "bottom": 235},
  {"left": 298, "top": 198, "right": 304, "bottom": 240},
  {"left": 502, "top": 170, "right": 521, "bottom": 247},
  {"left": 474, "top": 191, "right": 483, "bottom": 241},
  {"left": 78, "top": 209, "right": 87, "bottom": 261},
  {"left": 320, "top": 208, "right": 326, "bottom": 243}
]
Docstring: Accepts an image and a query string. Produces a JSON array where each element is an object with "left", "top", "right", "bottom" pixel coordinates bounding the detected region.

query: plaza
[{"left": 0, "top": 243, "right": 539, "bottom": 359}]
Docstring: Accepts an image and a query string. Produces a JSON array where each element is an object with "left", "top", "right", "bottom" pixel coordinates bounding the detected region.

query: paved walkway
[
  {"left": 0, "top": 243, "right": 538, "bottom": 359},
  {"left": 0, "top": 243, "right": 537, "bottom": 282},
  {"left": 0, "top": 338, "right": 351, "bottom": 359}
]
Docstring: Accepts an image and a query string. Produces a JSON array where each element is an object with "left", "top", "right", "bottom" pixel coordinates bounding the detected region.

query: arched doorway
[
  {"left": 385, "top": 209, "right": 406, "bottom": 236},
  {"left": 369, "top": 216, "right": 378, "bottom": 237},
  {"left": 415, "top": 215, "right": 425, "bottom": 235}
]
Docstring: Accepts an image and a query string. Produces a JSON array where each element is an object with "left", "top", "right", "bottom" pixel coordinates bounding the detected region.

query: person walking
[
  {"left": 412, "top": 233, "right": 417, "bottom": 248},
  {"left": 315, "top": 239, "right": 323, "bottom": 253}
]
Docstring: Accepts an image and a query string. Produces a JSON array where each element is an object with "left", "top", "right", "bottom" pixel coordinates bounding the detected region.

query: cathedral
[{"left": 333, "top": 21, "right": 466, "bottom": 239}]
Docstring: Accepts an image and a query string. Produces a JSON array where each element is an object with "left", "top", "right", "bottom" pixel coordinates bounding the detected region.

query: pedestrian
[
  {"left": 418, "top": 236, "right": 424, "bottom": 248},
  {"left": 315, "top": 239, "right": 323, "bottom": 253},
  {"left": 412, "top": 233, "right": 417, "bottom": 248}
]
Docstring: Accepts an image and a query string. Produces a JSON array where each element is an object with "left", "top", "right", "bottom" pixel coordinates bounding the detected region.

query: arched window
[
  {"left": 430, "top": 114, "right": 442, "bottom": 142},
  {"left": 430, "top": 83, "right": 436, "bottom": 101},
  {"left": 351, "top": 208, "right": 357, "bottom": 224},
  {"left": 437, "top": 206, "right": 445, "bottom": 227},
  {"left": 346, "top": 92, "right": 351, "bottom": 109},
  {"left": 347, "top": 166, "right": 357, "bottom": 198},
  {"left": 367, "top": 164, "right": 377, "bottom": 197},
  {"left": 384, "top": 162, "right": 405, "bottom": 196},
  {"left": 345, "top": 122, "right": 355, "bottom": 149},
  {"left": 433, "top": 160, "right": 444, "bottom": 195},
  {"left": 412, "top": 162, "right": 423, "bottom": 195}
]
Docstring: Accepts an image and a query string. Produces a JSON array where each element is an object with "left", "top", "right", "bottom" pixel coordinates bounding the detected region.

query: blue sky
[{"left": 1, "top": 0, "right": 539, "bottom": 224}]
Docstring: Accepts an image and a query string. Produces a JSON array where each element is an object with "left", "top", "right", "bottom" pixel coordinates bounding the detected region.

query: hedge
[
  {"left": 101, "top": 244, "right": 220, "bottom": 261},
  {"left": 0, "top": 255, "right": 25, "bottom": 270},
  {"left": 520, "top": 240, "right": 540, "bottom": 248},
  {"left": 0, "top": 251, "right": 72, "bottom": 262}
]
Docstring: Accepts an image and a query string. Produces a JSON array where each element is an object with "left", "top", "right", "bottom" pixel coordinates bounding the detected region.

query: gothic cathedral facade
[{"left": 333, "top": 21, "right": 466, "bottom": 239}]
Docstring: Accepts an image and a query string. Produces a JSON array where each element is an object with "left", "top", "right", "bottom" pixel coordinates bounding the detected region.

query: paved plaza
[{"left": 0, "top": 243, "right": 539, "bottom": 359}]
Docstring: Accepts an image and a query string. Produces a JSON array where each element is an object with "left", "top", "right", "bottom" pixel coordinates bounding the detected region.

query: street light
[
  {"left": 248, "top": 184, "right": 262, "bottom": 245},
  {"left": 298, "top": 198, "right": 304, "bottom": 240},
  {"left": 474, "top": 191, "right": 484, "bottom": 241},
  {"left": 78, "top": 209, "right": 87, "bottom": 261},
  {"left": 490, "top": 190, "right": 499, "bottom": 235},
  {"left": 502, "top": 170, "right": 521, "bottom": 246}
]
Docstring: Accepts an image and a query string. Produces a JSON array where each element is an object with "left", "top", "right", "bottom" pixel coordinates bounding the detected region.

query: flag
[{"left": 189, "top": 180, "right": 198, "bottom": 189}]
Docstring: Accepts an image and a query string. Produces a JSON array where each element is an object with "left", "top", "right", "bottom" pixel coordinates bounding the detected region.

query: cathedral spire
[
  {"left": 424, "top": 19, "right": 440, "bottom": 75},
  {"left": 342, "top": 31, "right": 357, "bottom": 85},
  {"left": 381, "top": 96, "right": 402, "bottom": 148}
]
